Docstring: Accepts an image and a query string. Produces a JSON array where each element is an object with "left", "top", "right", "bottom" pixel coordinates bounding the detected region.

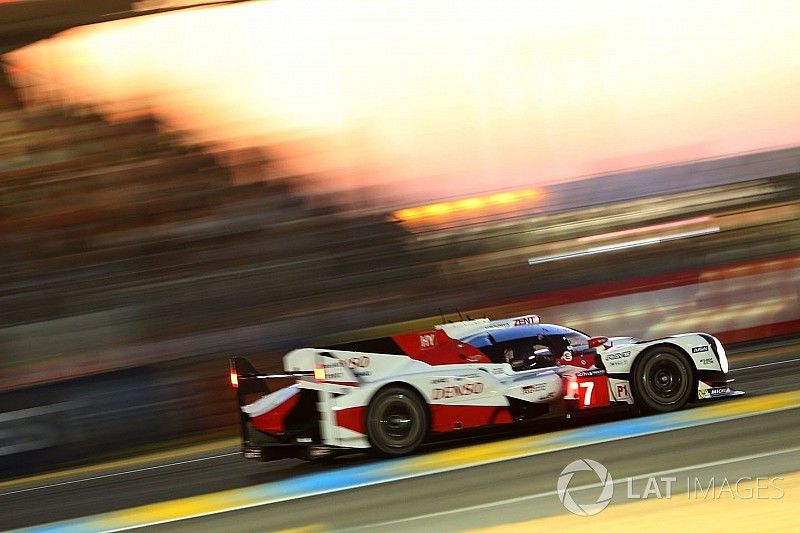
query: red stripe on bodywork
[
  {"left": 250, "top": 392, "right": 300, "bottom": 434},
  {"left": 430, "top": 404, "right": 514, "bottom": 433},
  {"left": 392, "top": 329, "right": 491, "bottom": 365},
  {"left": 335, "top": 406, "right": 366, "bottom": 434}
]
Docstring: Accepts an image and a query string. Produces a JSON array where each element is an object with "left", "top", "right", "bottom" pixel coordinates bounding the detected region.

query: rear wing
[
  {"left": 229, "top": 357, "right": 313, "bottom": 446},
  {"left": 229, "top": 357, "right": 312, "bottom": 397}
]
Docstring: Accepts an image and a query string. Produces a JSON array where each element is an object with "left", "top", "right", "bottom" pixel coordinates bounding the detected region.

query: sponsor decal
[
  {"left": 576, "top": 369, "right": 606, "bottom": 377},
  {"left": 321, "top": 362, "right": 346, "bottom": 380},
  {"left": 420, "top": 333, "right": 436, "bottom": 349},
  {"left": 320, "top": 357, "right": 370, "bottom": 379},
  {"left": 709, "top": 386, "right": 730, "bottom": 397},
  {"left": 430, "top": 377, "right": 449, "bottom": 385},
  {"left": 513, "top": 315, "right": 538, "bottom": 326},
  {"left": 561, "top": 352, "right": 573, "bottom": 362},
  {"left": 698, "top": 388, "right": 710, "bottom": 399},
  {"left": 606, "top": 351, "right": 631, "bottom": 360},
  {"left": 345, "top": 356, "right": 370, "bottom": 369},
  {"left": 615, "top": 383, "right": 630, "bottom": 400},
  {"left": 522, "top": 383, "right": 546, "bottom": 394},
  {"left": 432, "top": 382, "right": 484, "bottom": 399},
  {"left": 699, "top": 357, "right": 714, "bottom": 365},
  {"left": 692, "top": 345, "right": 710, "bottom": 353}
]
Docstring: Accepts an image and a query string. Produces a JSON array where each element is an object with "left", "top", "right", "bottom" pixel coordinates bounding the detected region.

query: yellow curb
[{"left": 89, "top": 489, "right": 245, "bottom": 530}]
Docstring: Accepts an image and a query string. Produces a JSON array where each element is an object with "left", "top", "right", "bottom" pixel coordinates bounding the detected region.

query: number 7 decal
[{"left": 579, "top": 381, "right": 594, "bottom": 406}]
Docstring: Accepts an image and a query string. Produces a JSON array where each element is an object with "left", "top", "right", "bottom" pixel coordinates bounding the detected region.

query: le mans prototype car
[{"left": 229, "top": 314, "right": 742, "bottom": 461}]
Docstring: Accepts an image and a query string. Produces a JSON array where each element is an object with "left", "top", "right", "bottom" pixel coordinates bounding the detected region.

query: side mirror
[{"left": 588, "top": 336, "right": 610, "bottom": 349}]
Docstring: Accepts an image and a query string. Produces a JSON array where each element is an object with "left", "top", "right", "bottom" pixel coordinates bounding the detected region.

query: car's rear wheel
[
  {"left": 631, "top": 347, "right": 694, "bottom": 413},
  {"left": 366, "top": 385, "right": 428, "bottom": 456}
]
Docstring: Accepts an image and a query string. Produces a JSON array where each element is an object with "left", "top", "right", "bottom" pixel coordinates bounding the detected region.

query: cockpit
[{"left": 462, "top": 324, "right": 592, "bottom": 371}]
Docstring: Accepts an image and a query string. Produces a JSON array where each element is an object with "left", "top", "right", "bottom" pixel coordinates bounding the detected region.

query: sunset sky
[{"left": 8, "top": 0, "right": 800, "bottom": 205}]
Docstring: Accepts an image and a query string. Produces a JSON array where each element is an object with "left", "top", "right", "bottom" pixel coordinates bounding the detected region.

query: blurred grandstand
[{"left": 3, "top": 65, "right": 798, "bottom": 393}]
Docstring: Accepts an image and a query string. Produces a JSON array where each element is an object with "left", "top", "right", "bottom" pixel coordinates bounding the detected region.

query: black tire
[
  {"left": 366, "top": 385, "right": 428, "bottom": 456},
  {"left": 631, "top": 346, "right": 694, "bottom": 414}
]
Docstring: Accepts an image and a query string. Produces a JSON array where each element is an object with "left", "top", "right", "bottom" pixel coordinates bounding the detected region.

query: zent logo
[{"left": 557, "top": 459, "right": 614, "bottom": 516}]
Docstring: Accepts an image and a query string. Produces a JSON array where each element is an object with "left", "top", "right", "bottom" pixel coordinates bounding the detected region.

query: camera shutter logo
[{"left": 557, "top": 459, "right": 614, "bottom": 516}]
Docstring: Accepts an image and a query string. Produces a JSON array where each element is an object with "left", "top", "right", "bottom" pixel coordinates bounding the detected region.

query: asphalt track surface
[{"left": 2, "top": 340, "right": 800, "bottom": 532}]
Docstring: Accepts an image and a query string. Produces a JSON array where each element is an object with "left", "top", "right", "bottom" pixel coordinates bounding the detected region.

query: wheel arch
[
  {"left": 370, "top": 380, "right": 429, "bottom": 403},
  {"left": 636, "top": 341, "right": 697, "bottom": 372},
  {"left": 366, "top": 380, "right": 431, "bottom": 434},
  {"left": 630, "top": 341, "right": 698, "bottom": 412}
]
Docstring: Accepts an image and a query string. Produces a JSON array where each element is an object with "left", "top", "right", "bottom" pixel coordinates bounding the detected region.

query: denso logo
[{"left": 432, "top": 382, "right": 484, "bottom": 399}]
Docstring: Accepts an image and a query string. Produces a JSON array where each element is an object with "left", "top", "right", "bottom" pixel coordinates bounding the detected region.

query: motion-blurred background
[{"left": 1, "top": 0, "right": 799, "bottom": 476}]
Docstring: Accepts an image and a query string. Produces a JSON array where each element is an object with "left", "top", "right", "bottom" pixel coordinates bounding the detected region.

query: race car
[{"left": 229, "top": 314, "right": 742, "bottom": 461}]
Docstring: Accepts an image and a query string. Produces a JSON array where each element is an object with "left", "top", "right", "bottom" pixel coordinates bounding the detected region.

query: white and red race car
[{"left": 229, "top": 314, "right": 742, "bottom": 460}]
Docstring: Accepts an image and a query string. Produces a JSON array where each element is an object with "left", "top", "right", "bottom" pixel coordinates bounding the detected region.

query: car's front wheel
[
  {"left": 631, "top": 347, "right": 694, "bottom": 413},
  {"left": 366, "top": 385, "right": 428, "bottom": 456}
]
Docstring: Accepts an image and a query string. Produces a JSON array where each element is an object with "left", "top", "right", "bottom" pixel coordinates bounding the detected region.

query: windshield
[{"left": 562, "top": 330, "right": 590, "bottom": 350}]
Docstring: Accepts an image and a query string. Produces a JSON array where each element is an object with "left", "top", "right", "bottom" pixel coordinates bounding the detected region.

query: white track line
[
  {"left": 731, "top": 357, "right": 800, "bottom": 372},
  {"left": 0, "top": 452, "right": 239, "bottom": 497},
  {"left": 340, "top": 445, "right": 800, "bottom": 531}
]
